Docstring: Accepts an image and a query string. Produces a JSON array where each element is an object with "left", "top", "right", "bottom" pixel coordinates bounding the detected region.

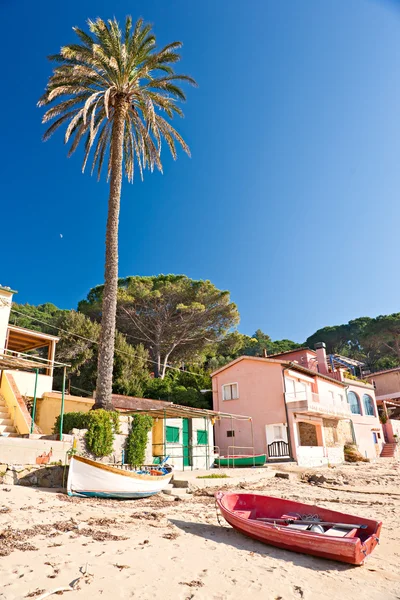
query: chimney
[
  {"left": 315, "top": 342, "right": 328, "bottom": 375},
  {"left": 262, "top": 348, "right": 268, "bottom": 358},
  {"left": 0, "top": 285, "right": 16, "bottom": 353}
]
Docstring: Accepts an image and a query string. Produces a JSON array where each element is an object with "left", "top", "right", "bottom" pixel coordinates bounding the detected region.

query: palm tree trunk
[{"left": 94, "top": 100, "right": 126, "bottom": 410}]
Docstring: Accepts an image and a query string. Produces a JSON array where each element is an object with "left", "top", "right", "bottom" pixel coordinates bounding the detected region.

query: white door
[{"left": 266, "top": 424, "right": 290, "bottom": 459}]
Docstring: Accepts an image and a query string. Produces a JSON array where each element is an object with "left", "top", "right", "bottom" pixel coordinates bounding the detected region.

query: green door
[{"left": 183, "top": 419, "right": 191, "bottom": 467}]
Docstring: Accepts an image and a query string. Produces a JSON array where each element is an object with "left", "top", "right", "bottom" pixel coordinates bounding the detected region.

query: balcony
[{"left": 285, "top": 392, "right": 351, "bottom": 419}]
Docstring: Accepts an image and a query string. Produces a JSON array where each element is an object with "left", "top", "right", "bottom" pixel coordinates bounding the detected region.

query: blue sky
[{"left": 1, "top": 0, "right": 400, "bottom": 342}]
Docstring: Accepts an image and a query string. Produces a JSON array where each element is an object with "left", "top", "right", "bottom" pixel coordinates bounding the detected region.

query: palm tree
[{"left": 39, "top": 17, "right": 196, "bottom": 410}]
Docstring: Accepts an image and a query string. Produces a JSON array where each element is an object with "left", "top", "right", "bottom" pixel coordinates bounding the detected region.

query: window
[
  {"left": 273, "top": 425, "right": 283, "bottom": 439},
  {"left": 197, "top": 430, "right": 208, "bottom": 445},
  {"left": 372, "top": 432, "right": 378, "bottom": 444},
  {"left": 166, "top": 426, "right": 180, "bottom": 443},
  {"left": 363, "top": 394, "right": 375, "bottom": 417},
  {"left": 227, "top": 430, "right": 235, "bottom": 437},
  {"left": 222, "top": 383, "right": 239, "bottom": 401},
  {"left": 347, "top": 391, "right": 361, "bottom": 415},
  {"left": 285, "top": 378, "right": 308, "bottom": 401}
]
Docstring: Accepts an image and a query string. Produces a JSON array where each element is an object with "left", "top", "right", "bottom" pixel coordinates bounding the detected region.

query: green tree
[
  {"left": 306, "top": 325, "right": 350, "bottom": 354},
  {"left": 52, "top": 310, "right": 150, "bottom": 397},
  {"left": 79, "top": 275, "right": 239, "bottom": 379},
  {"left": 39, "top": 17, "right": 196, "bottom": 410}
]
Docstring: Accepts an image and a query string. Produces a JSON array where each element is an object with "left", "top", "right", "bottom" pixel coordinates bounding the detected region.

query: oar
[{"left": 256, "top": 517, "right": 367, "bottom": 530}]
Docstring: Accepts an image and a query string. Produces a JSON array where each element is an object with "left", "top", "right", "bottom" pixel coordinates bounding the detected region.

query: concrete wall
[
  {"left": 213, "top": 359, "right": 287, "bottom": 456},
  {"left": 0, "top": 436, "right": 72, "bottom": 465}
]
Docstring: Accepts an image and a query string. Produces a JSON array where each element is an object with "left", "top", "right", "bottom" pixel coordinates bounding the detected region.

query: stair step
[
  {"left": 0, "top": 432, "right": 19, "bottom": 438},
  {"left": 0, "top": 411, "right": 10, "bottom": 419},
  {"left": 162, "top": 486, "right": 189, "bottom": 497},
  {"left": 0, "top": 425, "right": 16, "bottom": 433},
  {"left": 0, "top": 418, "right": 13, "bottom": 426}
]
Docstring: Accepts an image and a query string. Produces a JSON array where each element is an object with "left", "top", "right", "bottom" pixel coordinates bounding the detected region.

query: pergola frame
[
  {"left": 123, "top": 405, "right": 254, "bottom": 471},
  {"left": 0, "top": 350, "right": 69, "bottom": 437}
]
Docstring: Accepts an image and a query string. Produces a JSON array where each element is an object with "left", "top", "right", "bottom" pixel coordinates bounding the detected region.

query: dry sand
[{"left": 0, "top": 459, "right": 399, "bottom": 600}]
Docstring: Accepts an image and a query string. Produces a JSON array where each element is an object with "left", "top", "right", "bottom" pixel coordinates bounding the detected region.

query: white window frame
[{"left": 222, "top": 382, "right": 239, "bottom": 401}]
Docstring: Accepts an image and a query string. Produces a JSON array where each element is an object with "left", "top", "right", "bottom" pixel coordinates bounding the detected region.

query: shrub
[
  {"left": 54, "top": 410, "right": 121, "bottom": 457},
  {"left": 53, "top": 411, "right": 90, "bottom": 434},
  {"left": 125, "top": 415, "right": 153, "bottom": 467},
  {"left": 85, "top": 410, "right": 115, "bottom": 457}
]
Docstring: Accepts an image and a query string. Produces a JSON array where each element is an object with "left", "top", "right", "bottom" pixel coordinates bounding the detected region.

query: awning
[
  {"left": 7, "top": 325, "right": 59, "bottom": 352},
  {"left": 122, "top": 403, "right": 252, "bottom": 421}
]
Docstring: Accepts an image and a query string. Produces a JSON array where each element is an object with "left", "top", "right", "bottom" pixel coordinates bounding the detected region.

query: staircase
[
  {"left": 380, "top": 443, "right": 397, "bottom": 458},
  {"left": 0, "top": 394, "right": 18, "bottom": 437}
]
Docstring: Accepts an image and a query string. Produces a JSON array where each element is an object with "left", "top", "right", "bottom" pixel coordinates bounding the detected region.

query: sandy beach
[{"left": 1, "top": 459, "right": 399, "bottom": 600}]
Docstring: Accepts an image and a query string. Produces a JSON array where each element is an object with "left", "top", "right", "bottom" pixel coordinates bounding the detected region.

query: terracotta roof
[
  {"left": 364, "top": 366, "right": 400, "bottom": 378},
  {"left": 210, "top": 356, "right": 347, "bottom": 387}
]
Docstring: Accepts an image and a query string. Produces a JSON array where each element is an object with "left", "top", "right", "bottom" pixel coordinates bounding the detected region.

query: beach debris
[
  {"left": 114, "top": 564, "right": 130, "bottom": 571},
  {"left": 179, "top": 580, "right": 204, "bottom": 588},
  {"left": 162, "top": 531, "right": 179, "bottom": 540},
  {"left": 275, "top": 472, "right": 290, "bottom": 480},
  {"left": 25, "top": 589, "right": 46, "bottom": 598},
  {"left": 139, "top": 539, "right": 150, "bottom": 545}
]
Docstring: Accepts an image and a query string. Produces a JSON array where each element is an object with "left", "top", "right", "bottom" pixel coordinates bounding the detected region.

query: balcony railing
[{"left": 285, "top": 391, "right": 351, "bottom": 418}]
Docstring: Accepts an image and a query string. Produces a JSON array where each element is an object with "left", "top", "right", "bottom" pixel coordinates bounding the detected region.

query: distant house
[
  {"left": 0, "top": 285, "right": 60, "bottom": 436},
  {"left": 364, "top": 368, "right": 400, "bottom": 450},
  {"left": 211, "top": 343, "right": 385, "bottom": 467}
]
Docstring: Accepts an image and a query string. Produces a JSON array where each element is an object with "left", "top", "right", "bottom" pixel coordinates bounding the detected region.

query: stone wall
[
  {"left": 0, "top": 464, "right": 66, "bottom": 487},
  {"left": 71, "top": 415, "right": 153, "bottom": 465},
  {"left": 298, "top": 422, "right": 318, "bottom": 446},
  {"left": 323, "top": 419, "right": 353, "bottom": 447}
]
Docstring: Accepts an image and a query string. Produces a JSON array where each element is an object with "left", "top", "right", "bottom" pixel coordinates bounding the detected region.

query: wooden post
[
  {"left": 59, "top": 366, "right": 66, "bottom": 441},
  {"left": 30, "top": 369, "right": 39, "bottom": 434}
]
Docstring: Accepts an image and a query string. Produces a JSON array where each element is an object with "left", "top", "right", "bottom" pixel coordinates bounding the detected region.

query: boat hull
[
  {"left": 214, "top": 454, "right": 266, "bottom": 467},
  {"left": 216, "top": 492, "right": 381, "bottom": 565},
  {"left": 67, "top": 456, "right": 173, "bottom": 499}
]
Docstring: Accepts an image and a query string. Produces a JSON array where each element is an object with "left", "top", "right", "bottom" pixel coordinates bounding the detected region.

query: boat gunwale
[
  {"left": 216, "top": 492, "right": 380, "bottom": 546},
  {"left": 71, "top": 455, "right": 172, "bottom": 481},
  {"left": 216, "top": 454, "right": 266, "bottom": 460}
]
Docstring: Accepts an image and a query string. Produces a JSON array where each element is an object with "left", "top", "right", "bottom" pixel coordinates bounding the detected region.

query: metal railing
[{"left": 152, "top": 442, "right": 215, "bottom": 471}]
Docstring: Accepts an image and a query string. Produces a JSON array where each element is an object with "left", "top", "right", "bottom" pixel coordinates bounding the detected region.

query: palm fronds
[{"left": 39, "top": 16, "right": 196, "bottom": 182}]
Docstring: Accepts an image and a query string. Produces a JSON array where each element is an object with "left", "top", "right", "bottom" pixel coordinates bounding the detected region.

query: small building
[
  {"left": 364, "top": 367, "right": 400, "bottom": 448},
  {"left": 0, "top": 285, "right": 60, "bottom": 436},
  {"left": 211, "top": 343, "right": 384, "bottom": 467}
]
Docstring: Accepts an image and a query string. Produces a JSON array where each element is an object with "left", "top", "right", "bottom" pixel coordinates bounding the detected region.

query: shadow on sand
[{"left": 170, "top": 519, "right": 357, "bottom": 573}]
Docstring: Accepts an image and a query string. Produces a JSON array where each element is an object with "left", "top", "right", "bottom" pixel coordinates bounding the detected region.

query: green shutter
[
  {"left": 166, "top": 426, "right": 180, "bottom": 443},
  {"left": 197, "top": 429, "right": 208, "bottom": 445}
]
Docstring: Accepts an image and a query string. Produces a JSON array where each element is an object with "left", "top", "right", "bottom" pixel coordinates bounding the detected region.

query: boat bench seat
[
  {"left": 324, "top": 527, "right": 358, "bottom": 538},
  {"left": 234, "top": 510, "right": 255, "bottom": 519}
]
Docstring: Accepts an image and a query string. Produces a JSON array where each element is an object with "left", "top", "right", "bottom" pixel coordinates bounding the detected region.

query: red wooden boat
[{"left": 215, "top": 492, "right": 381, "bottom": 565}]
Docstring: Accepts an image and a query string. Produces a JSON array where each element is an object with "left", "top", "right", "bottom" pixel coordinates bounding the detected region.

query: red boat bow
[{"left": 215, "top": 492, "right": 381, "bottom": 566}]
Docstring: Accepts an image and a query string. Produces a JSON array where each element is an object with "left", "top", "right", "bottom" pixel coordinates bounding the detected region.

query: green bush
[
  {"left": 54, "top": 410, "right": 121, "bottom": 458},
  {"left": 53, "top": 411, "right": 90, "bottom": 434},
  {"left": 125, "top": 415, "right": 153, "bottom": 467},
  {"left": 85, "top": 410, "right": 115, "bottom": 457}
]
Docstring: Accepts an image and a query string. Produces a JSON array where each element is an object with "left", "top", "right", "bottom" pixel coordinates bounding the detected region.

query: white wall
[
  {"left": 296, "top": 446, "right": 328, "bottom": 467},
  {"left": 8, "top": 371, "right": 53, "bottom": 398}
]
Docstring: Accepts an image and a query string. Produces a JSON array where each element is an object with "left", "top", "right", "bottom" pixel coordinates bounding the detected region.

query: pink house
[{"left": 211, "top": 343, "right": 384, "bottom": 467}]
